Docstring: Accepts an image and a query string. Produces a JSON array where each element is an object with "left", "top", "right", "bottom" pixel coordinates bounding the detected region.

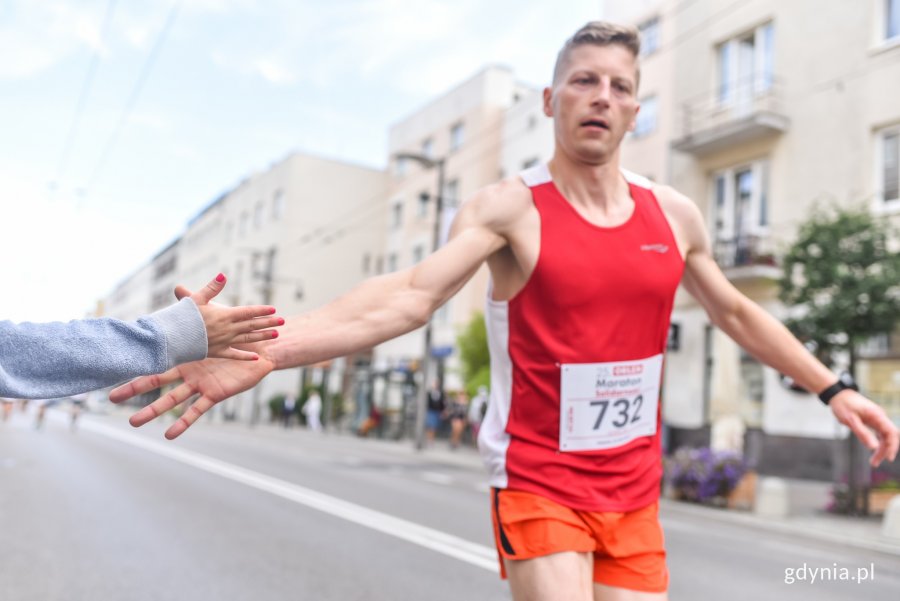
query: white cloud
[{"left": 254, "top": 59, "right": 296, "bottom": 85}]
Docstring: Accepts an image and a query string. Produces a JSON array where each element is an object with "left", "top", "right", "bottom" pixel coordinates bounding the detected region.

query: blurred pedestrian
[
  {"left": 425, "top": 380, "right": 446, "bottom": 444},
  {"left": 447, "top": 390, "right": 469, "bottom": 449},
  {"left": 283, "top": 394, "right": 297, "bottom": 428},
  {"left": 303, "top": 390, "right": 323, "bottom": 432},
  {"left": 468, "top": 385, "right": 489, "bottom": 443}
]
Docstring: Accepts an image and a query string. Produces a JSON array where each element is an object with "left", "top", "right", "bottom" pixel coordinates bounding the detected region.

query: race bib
[{"left": 559, "top": 354, "right": 662, "bottom": 452}]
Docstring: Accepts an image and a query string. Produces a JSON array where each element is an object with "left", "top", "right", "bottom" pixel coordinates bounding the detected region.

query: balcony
[
  {"left": 672, "top": 76, "right": 789, "bottom": 156},
  {"left": 714, "top": 235, "right": 781, "bottom": 282}
]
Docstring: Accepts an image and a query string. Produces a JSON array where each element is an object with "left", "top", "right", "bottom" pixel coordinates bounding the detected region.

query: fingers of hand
[
  {"left": 239, "top": 316, "right": 283, "bottom": 332},
  {"left": 174, "top": 285, "right": 192, "bottom": 301},
  {"left": 237, "top": 330, "right": 279, "bottom": 345},
  {"left": 234, "top": 305, "right": 278, "bottom": 322},
  {"left": 109, "top": 372, "right": 171, "bottom": 403},
  {"left": 194, "top": 274, "right": 226, "bottom": 305},
  {"left": 213, "top": 347, "right": 260, "bottom": 361},
  {"left": 165, "top": 396, "right": 215, "bottom": 440},
  {"left": 129, "top": 383, "right": 196, "bottom": 427},
  {"left": 847, "top": 413, "right": 879, "bottom": 451}
]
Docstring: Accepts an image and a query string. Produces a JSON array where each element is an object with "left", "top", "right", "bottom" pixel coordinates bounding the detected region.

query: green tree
[
  {"left": 457, "top": 312, "right": 490, "bottom": 397},
  {"left": 779, "top": 204, "right": 900, "bottom": 514},
  {"left": 779, "top": 204, "right": 900, "bottom": 376}
]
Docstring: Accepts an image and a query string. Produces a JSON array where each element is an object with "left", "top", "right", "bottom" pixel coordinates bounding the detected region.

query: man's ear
[
  {"left": 627, "top": 102, "right": 640, "bottom": 133},
  {"left": 542, "top": 86, "right": 554, "bottom": 118}
]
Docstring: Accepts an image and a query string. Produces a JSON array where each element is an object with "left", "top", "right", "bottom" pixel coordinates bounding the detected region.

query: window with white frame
[
  {"left": 254, "top": 202, "right": 264, "bottom": 228},
  {"left": 717, "top": 22, "right": 774, "bottom": 107},
  {"left": 444, "top": 178, "right": 459, "bottom": 206},
  {"left": 391, "top": 200, "right": 404, "bottom": 229},
  {"left": 395, "top": 156, "right": 407, "bottom": 177},
  {"left": 387, "top": 253, "right": 398, "bottom": 272},
  {"left": 412, "top": 244, "right": 425, "bottom": 264},
  {"left": 417, "top": 190, "right": 430, "bottom": 218},
  {"left": 639, "top": 17, "right": 660, "bottom": 56},
  {"left": 633, "top": 95, "right": 658, "bottom": 137},
  {"left": 450, "top": 122, "right": 465, "bottom": 151},
  {"left": 887, "top": 0, "right": 900, "bottom": 41},
  {"left": 272, "top": 189, "right": 285, "bottom": 220},
  {"left": 711, "top": 160, "right": 770, "bottom": 243},
  {"left": 879, "top": 126, "right": 900, "bottom": 206},
  {"left": 422, "top": 137, "right": 434, "bottom": 158}
]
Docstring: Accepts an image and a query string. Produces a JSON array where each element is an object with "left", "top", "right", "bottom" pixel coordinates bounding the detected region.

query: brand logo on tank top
[{"left": 640, "top": 243, "right": 669, "bottom": 253}]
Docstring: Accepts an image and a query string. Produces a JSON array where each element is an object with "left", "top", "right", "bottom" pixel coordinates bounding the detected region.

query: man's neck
[{"left": 546, "top": 152, "right": 630, "bottom": 214}]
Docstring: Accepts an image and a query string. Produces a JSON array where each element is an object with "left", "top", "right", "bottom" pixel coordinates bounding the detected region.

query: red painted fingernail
[
  {"left": 277, "top": 318, "right": 285, "bottom": 326},
  {"left": 272, "top": 331, "right": 279, "bottom": 338},
  {"left": 216, "top": 273, "right": 225, "bottom": 282},
  {"left": 269, "top": 307, "right": 277, "bottom": 315},
  {"left": 253, "top": 355, "right": 259, "bottom": 361}
]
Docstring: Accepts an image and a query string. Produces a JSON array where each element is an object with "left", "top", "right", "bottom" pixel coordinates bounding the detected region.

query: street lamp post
[{"left": 394, "top": 151, "right": 446, "bottom": 451}]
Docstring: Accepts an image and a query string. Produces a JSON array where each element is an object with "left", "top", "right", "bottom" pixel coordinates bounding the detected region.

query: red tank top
[{"left": 478, "top": 164, "right": 685, "bottom": 511}]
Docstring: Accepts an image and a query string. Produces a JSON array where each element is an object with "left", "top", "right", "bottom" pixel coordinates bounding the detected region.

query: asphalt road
[{"left": 2, "top": 407, "right": 898, "bottom": 600}]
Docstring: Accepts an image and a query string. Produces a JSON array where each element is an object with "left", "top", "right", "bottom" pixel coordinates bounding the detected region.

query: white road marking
[
  {"left": 421, "top": 471, "right": 455, "bottom": 485},
  {"left": 80, "top": 419, "right": 498, "bottom": 572}
]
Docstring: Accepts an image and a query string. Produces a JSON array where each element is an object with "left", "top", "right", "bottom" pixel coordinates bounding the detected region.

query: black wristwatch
[{"left": 817, "top": 373, "right": 859, "bottom": 405}]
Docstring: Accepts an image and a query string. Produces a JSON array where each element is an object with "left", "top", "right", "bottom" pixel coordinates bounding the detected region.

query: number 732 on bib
[{"left": 559, "top": 354, "right": 663, "bottom": 452}]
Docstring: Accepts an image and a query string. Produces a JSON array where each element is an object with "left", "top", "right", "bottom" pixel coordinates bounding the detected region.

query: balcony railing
[
  {"left": 714, "top": 234, "right": 779, "bottom": 275},
  {"left": 672, "top": 75, "right": 789, "bottom": 155}
]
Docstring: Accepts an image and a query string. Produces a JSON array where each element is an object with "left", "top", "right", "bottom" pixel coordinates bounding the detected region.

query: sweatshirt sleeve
[{"left": 0, "top": 298, "right": 208, "bottom": 400}]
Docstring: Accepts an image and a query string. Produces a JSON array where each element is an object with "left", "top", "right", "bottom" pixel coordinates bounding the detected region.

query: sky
[{"left": 0, "top": 0, "right": 604, "bottom": 323}]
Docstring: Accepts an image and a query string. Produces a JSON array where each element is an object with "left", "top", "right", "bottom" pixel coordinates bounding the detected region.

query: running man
[{"left": 111, "top": 22, "right": 899, "bottom": 601}]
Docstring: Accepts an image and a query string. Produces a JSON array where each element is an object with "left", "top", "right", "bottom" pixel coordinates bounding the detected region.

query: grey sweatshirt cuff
[{"left": 148, "top": 298, "right": 208, "bottom": 369}]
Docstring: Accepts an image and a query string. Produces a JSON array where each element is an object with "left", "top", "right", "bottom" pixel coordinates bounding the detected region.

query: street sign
[{"left": 430, "top": 345, "right": 454, "bottom": 358}]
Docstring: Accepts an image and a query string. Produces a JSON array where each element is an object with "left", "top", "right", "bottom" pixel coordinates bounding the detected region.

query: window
[
  {"left": 667, "top": 323, "right": 681, "bottom": 351},
  {"left": 450, "top": 122, "right": 465, "bottom": 151},
  {"left": 639, "top": 17, "right": 660, "bottom": 56},
  {"left": 362, "top": 253, "right": 372, "bottom": 274},
  {"left": 387, "top": 253, "right": 398, "bottom": 272},
  {"left": 633, "top": 95, "right": 658, "bottom": 137},
  {"left": 879, "top": 127, "right": 900, "bottom": 206},
  {"left": 391, "top": 201, "right": 404, "bottom": 229},
  {"left": 522, "top": 157, "right": 539, "bottom": 170},
  {"left": 272, "top": 189, "right": 285, "bottom": 220},
  {"left": 887, "top": 0, "right": 900, "bottom": 41},
  {"left": 254, "top": 202, "right": 264, "bottom": 228},
  {"left": 417, "top": 191, "right": 430, "bottom": 218},
  {"left": 395, "top": 156, "right": 407, "bottom": 177},
  {"left": 421, "top": 137, "right": 434, "bottom": 158},
  {"left": 412, "top": 245, "right": 425, "bottom": 264},
  {"left": 527, "top": 114, "right": 538, "bottom": 130},
  {"left": 717, "top": 23, "right": 774, "bottom": 107},
  {"left": 711, "top": 160, "right": 770, "bottom": 240},
  {"left": 239, "top": 212, "right": 249, "bottom": 236},
  {"left": 444, "top": 179, "right": 459, "bottom": 205}
]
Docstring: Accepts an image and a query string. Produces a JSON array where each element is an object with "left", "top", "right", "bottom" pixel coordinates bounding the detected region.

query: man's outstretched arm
[
  {"left": 662, "top": 186, "right": 900, "bottom": 467},
  {"left": 110, "top": 182, "right": 521, "bottom": 439}
]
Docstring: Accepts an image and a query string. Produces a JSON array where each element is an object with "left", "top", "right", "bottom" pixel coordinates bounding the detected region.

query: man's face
[{"left": 544, "top": 44, "right": 640, "bottom": 165}]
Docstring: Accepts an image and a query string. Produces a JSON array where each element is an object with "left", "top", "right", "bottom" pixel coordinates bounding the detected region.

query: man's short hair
[{"left": 553, "top": 21, "right": 642, "bottom": 88}]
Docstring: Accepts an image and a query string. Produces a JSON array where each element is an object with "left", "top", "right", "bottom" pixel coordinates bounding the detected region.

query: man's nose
[{"left": 591, "top": 77, "right": 611, "bottom": 105}]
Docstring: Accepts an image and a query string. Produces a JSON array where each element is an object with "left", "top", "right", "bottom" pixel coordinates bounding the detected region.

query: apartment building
[
  {"left": 101, "top": 152, "right": 386, "bottom": 423},
  {"left": 608, "top": 0, "right": 900, "bottom": 477},
  {"left": 371, "top": 66, "right": 530, "bottom": 425}
]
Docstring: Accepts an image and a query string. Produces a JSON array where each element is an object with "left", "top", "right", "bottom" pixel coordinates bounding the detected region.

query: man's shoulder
[
  {"left": 647, "top": 183, "right": 703, "bottom": 223},
  {"left": 462, "top": 176, "right": 534, "bottom": 229}
]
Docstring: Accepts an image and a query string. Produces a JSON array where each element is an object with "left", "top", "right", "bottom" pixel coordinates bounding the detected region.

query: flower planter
[{"left": 869, "top": 490, "right": 900, "bottom": 515}]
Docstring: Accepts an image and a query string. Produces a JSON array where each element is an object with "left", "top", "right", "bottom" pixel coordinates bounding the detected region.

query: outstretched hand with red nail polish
[{"left": 182, "top": 273, "right": 283, "bottom": 361}]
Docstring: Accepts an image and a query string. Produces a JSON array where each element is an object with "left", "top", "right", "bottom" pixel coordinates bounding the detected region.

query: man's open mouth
[{"left": 581, "top": 119, "right": 610, "bottom": 130}]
